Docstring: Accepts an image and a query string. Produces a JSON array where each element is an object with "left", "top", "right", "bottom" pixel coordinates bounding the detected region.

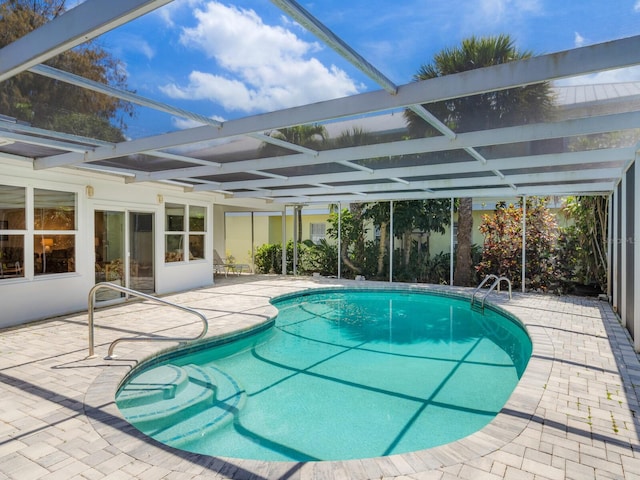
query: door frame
[{"left": 94, "top": 207, "right": 156, "bottom": 303}]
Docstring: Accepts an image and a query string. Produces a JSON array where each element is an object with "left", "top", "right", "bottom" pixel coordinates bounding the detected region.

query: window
[
  {"left": 0, "top": 185, "right": 76, "bottom": 279},
  {"left": 34, "top": 189, "right": 76, "bottom": 275},
  {"left": 165, "top": 203, "right": 206, "bottom": 262},
  {"left": 166, "top": 203, "right": 185, "bottom": 232},
  {"left": 0, "top": 185, "right": 25, "bottom": 279},
  {"left": 310, "top": 223, "right": 326, "bottom": 244}
]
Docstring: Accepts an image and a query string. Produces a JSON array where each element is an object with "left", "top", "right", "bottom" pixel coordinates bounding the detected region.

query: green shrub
[
  {"left": 477, "top": 197, "right": 568, "bottom": 293},
  {"left": 298, "top": 239, "right": 338, "bottom": 276},
  {"left": 254, "top": 243, "right": 283, "bottom": 274}
]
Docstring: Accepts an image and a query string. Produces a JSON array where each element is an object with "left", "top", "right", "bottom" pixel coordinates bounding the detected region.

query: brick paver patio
[{"left": 1, "top": 275, "right": 639, "bottom": 479}]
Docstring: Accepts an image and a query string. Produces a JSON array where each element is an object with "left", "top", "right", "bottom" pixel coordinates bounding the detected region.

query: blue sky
[{"left": 95, "top": 0, "right": 640, "bottom": 138}]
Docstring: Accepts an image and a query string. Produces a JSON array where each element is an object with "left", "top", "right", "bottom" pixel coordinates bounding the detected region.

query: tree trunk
[
  {"left": 454, "top": 197, "right": 474, "bottom": 286},
  {"left": 350, "top": 204, "right": 366, "bottom": 268},
  {"left": 341, "top": 240, "right": 361, "bottom": 274},
  {"left": 425, "top": 233, "right": 430, "bottom": 258},
  {"left": 403, "top": 230, "right": 412, "bottom": 266},
  {"left": 377, "top": 221, "right": 388, "bottom": 276}
]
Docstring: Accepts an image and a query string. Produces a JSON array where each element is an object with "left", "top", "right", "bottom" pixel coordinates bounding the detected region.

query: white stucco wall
[{"left": 0, "top": 158, "right": 219, "bottom": 328}]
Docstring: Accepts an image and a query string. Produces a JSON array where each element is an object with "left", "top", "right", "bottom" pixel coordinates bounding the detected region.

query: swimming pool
[{"left": 116, "top": 288, "right": 531, "bottom": 461}]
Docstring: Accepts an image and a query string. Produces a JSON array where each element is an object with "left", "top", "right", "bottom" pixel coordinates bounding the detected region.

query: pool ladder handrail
[
  {"left": 471, "top": 274, "right": 512, "bottom": 311},
  {"left": 87, "top": 282, "right": 208, "bottom": 359}
]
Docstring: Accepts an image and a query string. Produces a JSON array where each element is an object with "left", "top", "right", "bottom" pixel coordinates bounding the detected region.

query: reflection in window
[
  {"left": 189, "top": 235, "right": 205, "bottom": 260},
  {"left": 0, "top": 235, "right": 24, "bottom": 279},
  {"left": 34, "top": 189, "right": 76, "bottom": 230},
  {"left": 189, "top": 205, "right": 206, "bottom": 231},
  {"left": 34, "top": 234, "right": 75, "bottom": 275},
  {"left": 165, "top": 204, "right": 207, "bottom": 263},
  {"left": 165, "top": 234, "right": 183, "bottom": 262},
  {"left": 166, "top": 203, "right": 185, "bottom": 232},
  {"left": 0, "top": 185, "right": 26, "bottom": 230},
  {"left": 34, "top": 189, "right": 77, "bottom": 276},
  {"left": 0, "top": 186, "right": 26, "bottom": 280}
]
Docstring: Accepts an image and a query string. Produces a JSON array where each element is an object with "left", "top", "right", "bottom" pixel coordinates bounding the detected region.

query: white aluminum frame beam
[
  {"left": 635, "top": 155, "right": 640, "bottom": 352},
  {"left": 636, "top": 155, "right": 640, "bottom": 352},
  {"left": 0, "top": 130, "right": 91, "bottom": 152},
  {"left": 30, "top": 64, "right": 222, "bottom": 127},
  {"left": 30, "top": 64, "right": 319, "bottom": 157},
  {"left": 621, "top": 166, "right": 628, "bottom": 328},
  {"left": 134, "top": 111, "right": 640, "bottom": 185},
  {"left": 0, "top": 116, "right": 219, "bottom": 167},
  {"left": 612, "top": 183, "right": 620, "bottom": 311},
  {"left": 34, "top": 35, "right": 640, "bottom": 170},
  {"left": 0, "top": 0, "right": 172, "bottom": 82},
  {"left": 229, "top": 168, "right": 622, "bottom": 199},
  {"left": 271, "top": 0, "right": 398, "bottom": 94},
  {"left": 272, "top": 0, "right": 566, "bottom": 192},
  {"left": 267, "top": 182, "right": 615, "bottom": 204},
  {"left": 213, "top": 147, "right": 629, "bottom": 191}
]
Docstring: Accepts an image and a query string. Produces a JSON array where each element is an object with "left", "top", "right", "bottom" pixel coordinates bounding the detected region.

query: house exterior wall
[
  {"left": 223, "top": 210, "right": 332, "bottom": 264},
  {"left": 224, "top": 213, "right": 271, "bottom": 267},
  {"left": 221, "top": 201, "right": 567, "bottom": 265},
  {"left": 0, "top": 157, "right": 218, "bottom": 328}
]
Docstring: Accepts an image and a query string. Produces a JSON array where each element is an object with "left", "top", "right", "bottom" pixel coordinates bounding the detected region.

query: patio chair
[{"left": 214, "top": 250, "right": 250, "bottom": 277}]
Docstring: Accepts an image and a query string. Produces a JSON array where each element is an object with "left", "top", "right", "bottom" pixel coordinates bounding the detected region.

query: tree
[
  {"left": 325, "top": 128, "right": 373, "bottom": 275},
  {"left": 0, "top": 0, "right": 131, "bottom": 141},
  {"left": 362, "top": 202, "right": 390, "bottom": 276},
  {"left": 558, "top": 129, "right": 636, "bottom": 294},
  {"left": 326, "top": 207, "right": 366, "bottom": 276},
  {"left": 562, "top": 196, "right": 609, "bottom": 292},
  {"left": 404, "top": 34, "right": 555, "bottom": 286},
  {"left": 259, "top": 125, "right": 328, "bottom": 157},
  {"left": 259, "top": 124, "right": 329, "bottom": 242},
  {"left": 477, "top": 197, "right": 565, "bottom": 292}
]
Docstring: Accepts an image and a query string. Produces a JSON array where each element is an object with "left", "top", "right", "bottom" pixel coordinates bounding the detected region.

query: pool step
[
  {"left": 118, "top": 364, "right": 217, "bottom": 431},
  {"left": 117, "top": 364, "right": 190, "bottom": 408},
  {"left": 154, "top": 365, "right": 246, "bottom": 446},
  {"left": 117, "top": 364, "right": 245, "bottom": 445}
]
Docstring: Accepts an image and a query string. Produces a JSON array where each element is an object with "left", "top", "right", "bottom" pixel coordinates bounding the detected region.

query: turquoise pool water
[{"left": 116, "top": 288, "right": 531, "bottom": 461}]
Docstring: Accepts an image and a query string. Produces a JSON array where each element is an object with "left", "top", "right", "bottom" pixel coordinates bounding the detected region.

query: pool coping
[{"left": 85, "top": 281, "right": 553, "bottom": 478}]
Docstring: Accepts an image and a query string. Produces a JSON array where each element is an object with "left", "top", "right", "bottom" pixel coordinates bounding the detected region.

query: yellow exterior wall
[
  {"left": 222, "top": 200, "right": 567, "bottom": 264},
  {"left": 224, "top": 210, "right": 332, "bottom": 268}
]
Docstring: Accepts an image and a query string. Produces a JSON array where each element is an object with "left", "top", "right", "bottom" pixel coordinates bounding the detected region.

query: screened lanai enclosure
[{"left": 0, "top": 0, "right": 639, "bottom": 349}]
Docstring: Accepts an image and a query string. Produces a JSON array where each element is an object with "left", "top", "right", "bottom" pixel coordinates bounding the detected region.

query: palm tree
[
  {"left": 259, "top": 124, "right": 328, "bottom": 157},
  {"left": 404, "top": 34, "right": 555, "bottom": 286},
  {"left": 329, "top": 128, "right": 373, "bottom": 275},
  {"left": 259, "top": 124, "right": 329, "bottom": 242}
]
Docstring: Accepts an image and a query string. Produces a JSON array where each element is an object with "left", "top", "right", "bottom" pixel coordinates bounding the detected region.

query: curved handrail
[
  {"left": 470, "top": 274, "right": 499, "bottom": 306},
  {"left": 87, "top": 282, "right": 208, "bottom": 359},
  {"left": 480, "top": 276, "right": 512, "bottom": 309},
  {"left": 471, "top": 274, "right": 512, "bottom": 310}
]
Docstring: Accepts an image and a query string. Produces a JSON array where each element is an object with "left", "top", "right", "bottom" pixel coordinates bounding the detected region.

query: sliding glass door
[
  {"left": 129, "top": 212, "right": 154, "bottom": 293},
  {"left": 94, "top": 210, "right": 154, "bottom": 301}
]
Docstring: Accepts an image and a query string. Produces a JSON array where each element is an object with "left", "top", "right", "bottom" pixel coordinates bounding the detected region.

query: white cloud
[
  {"left": 171, "top": 114, "right": 225, "bottom": 130},
  {"left": 132, "top": 39, "right": 155, "bottom": 60},
  {"left": 574, "top": 32, "right": 585, "bottom": 47},
  {"left": 635, "top": 1, "right": 640, "bottom": 12},
  {"left": 554, "top": 65, "right": 640, "bottom": 86},
  {"left": 109, "top": 33, "right": 155, "bottom": 60},
  {"left": 474, "top": 0, "right": 542, "bottom": 25},
  {"left": 159, "top": 1, "right": 361, "bottom": 113},
  {"left": 156, "top": 0, "right": 200, "bottom": 27}
]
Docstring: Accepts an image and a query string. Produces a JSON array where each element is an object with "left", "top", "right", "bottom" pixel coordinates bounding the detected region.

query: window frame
[
  {"left": 164, "top": 202, "right": 207, "bottom": 263},
  {"left": 0, "top": 184, "right": 78, "bottom": 280}
]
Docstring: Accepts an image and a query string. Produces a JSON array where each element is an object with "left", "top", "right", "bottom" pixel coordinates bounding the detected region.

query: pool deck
[{"left": 1, "top": 275, "right": 639, "bottom": 480}]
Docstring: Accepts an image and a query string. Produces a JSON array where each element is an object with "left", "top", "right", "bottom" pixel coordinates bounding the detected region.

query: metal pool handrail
[
  {"left": 87, "top": 282, "right": 208, "bottom": 359},
  {"left": 471, "top": 275, "right": 512, "bottom": 311}
]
